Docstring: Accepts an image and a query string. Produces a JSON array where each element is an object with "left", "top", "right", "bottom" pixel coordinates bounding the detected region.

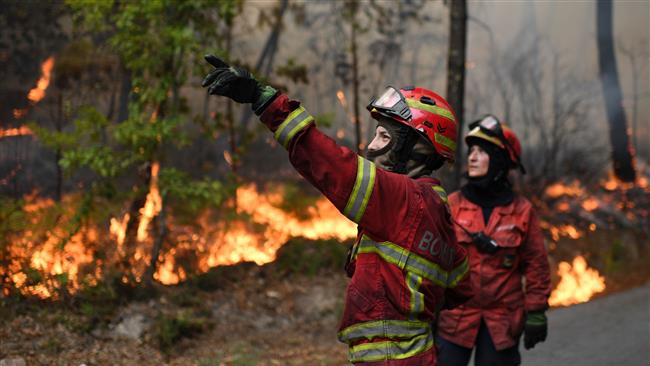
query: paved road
[{"left": 523, "top": 283, "right": 650, "bottom": 366}]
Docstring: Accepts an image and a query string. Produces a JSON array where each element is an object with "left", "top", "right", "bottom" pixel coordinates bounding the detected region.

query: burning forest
[{"left": 1, "top": 1, "right": 649, "bottom": 365}]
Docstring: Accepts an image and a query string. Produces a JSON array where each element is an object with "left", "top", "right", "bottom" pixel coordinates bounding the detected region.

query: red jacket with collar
[
  {"left": 259, "top": 94, "right": 473, "bottom": 365},
  {"left": 437, "top": 191, "right": 551, "bottom": 351}
]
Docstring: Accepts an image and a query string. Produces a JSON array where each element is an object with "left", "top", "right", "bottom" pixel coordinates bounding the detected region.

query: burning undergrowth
[
  {"left": 536, "top": 164, "right": 650, "bottom": 306},
  {"left": 1, "top": 183, "right": 356, "bottom": 300},
  {"left": 1, "top": 163, "right": 649, "bottom": 309}
]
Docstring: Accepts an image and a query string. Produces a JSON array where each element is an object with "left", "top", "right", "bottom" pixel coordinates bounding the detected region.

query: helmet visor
[
  {"left": 470, "top": 115, "right": 503, "bottom": 138},
  {"left": 366, "top": 86, "right": 412, "bottom": 121}
]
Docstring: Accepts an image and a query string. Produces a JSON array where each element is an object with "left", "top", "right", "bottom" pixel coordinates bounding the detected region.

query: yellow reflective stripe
[
  {"left": 435, "top": 132, "right": 457, "bottom": 152},
  {"left": 338, "top": 320, "right": 430, "bottom": 343},
  {"left": 467, "top": 127, "right": 505, "bottom": 149},
  {"left": 356, "top": 236, "right": 449, "bottom": 288},
  {"left": 406, "top": 98, "right": 455, "bottom": 121},
  {"left": 343, "top": 157, "right": 376, "bottom": 222},
  {"left": 406, "top": 272, "right": 424, "bottom": 319},
  {"left": 274, "top": 106, "right": 314, "bottom": 148},
  {"left": 348, "top": 332, "right": 434, "bottom": 363},
  {"left": 432, "top": 185, "right": 448, "bottom": 204},
  {"left": 447, "top": 257, "right": 469, "bottom": 288}
]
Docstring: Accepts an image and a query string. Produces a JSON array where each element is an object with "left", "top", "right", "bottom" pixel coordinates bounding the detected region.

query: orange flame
[
  {"left": 544, "top": 181, "right": 584, "bottom": 198},
  {"left": 638, "top": 176, "right": 648, "bottom": 189},
  {"left": 110, "top": 213, "right": 130, "bottom": 246},
  {"left": 27, "top": 57, "right": 55, "bottom": 103},
  {"left": 556, "top": 201, "right": 570, "bottom": 212},
  {"left": 136, "top": 162, "right": 162, "bottom": 242},
  {"left": 540, "top": 221, "right": 583, "bottom": 241},
  {"left": 11, "top": 195, "right": 99, "bottom": 298},
  {"left": 0, "top": 126, "right": 33, "bottom": 138},
  {"left": 549, "top": 255, "right": 605, "bottom": 307},
  {"left": 336, "top": 90, "right": 348, "bottom": 108},
  {"left": 600, "top": 170, "right": 649, "bottom": 191},
  {"left": 13, "top": 109, "right": 28, "bottom": 119},
  {"left": 155, "top": 184, "right": 357, "bottom": 284},
  {"left": 581, "top": 197, "right": 599, "bottom": 211},
  {"left": 11, "top": 184, "right": 357, "bottom": 294}
]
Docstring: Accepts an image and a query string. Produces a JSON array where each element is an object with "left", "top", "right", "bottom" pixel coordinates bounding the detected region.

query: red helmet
[
  {"left": 367, "top": 86, "right": 457, "bottom": 162},
  {"left": 466, "top": 115, "right": 525, "bottom": 173}
]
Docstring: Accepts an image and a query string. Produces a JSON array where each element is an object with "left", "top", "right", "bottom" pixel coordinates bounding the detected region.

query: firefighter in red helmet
[
  {"left": 436, "top": 115, "right": 551, "bottom": 366},
  {"left": 202, "top": 55, "right": 472, "bottom": 365}
]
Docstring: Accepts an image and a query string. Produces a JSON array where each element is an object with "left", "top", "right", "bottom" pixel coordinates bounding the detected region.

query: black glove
[
  {"left": 201, "top": 54, "right": 277, "bottom": 115},
  {"left": 470, "top": 232, "right": 499, "bottom": 254},
  {"left": 524, "top": 311, "right": 548, "bottom": 349}
]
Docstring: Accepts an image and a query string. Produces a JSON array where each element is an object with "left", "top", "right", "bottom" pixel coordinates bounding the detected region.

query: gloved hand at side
[
  {"left": 524, "top": 311, "right": 548, "bottom": 349},
  {"left": 201, "top": 54, "right": 278, "bottom": 115}
]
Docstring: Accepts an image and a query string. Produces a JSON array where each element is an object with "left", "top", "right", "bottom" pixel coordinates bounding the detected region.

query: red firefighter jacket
[
  {"left": 259, "top": 94, "right": 473, "bottom": 365},
  {"left": 437, "top": 191, "right": 551, "bottom": 351}
]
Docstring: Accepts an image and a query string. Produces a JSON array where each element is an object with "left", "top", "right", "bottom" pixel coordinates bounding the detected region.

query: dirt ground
[
  {"left": 0, "top": 269, "right": 351, "bottom": 366},
  {"left": 1, "top": 230, "right": 649, "bottom": 366}
]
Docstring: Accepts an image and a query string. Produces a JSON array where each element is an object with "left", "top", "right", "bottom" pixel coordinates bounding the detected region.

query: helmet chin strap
[
  {"left": 391, "top": 126, "right": 420, "bottom": 174},
  {"left": 367, "top": 119, "right": 445, "bottom": 176}
]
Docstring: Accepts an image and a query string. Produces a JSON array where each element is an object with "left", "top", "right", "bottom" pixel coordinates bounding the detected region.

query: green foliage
[
  {"left": 0, "top": 197, "right": 27, "bottom": 243},
  {"left": 58, "top": 0, "right": 239, "bottom": 196},
  {"left": 276, "top": 58, "right": 309, "bottom": 84},
  {"left": 229, "top": 343, "right": 262, "bottom": 366},
  {"left": 159, "top": 168, "right": 227, "bottom": 213},
  {"left": 192, "top": 262, "right": 258, "bottom": 292},
  {"left": 23, "top": 267, "right": 44, "bottom": 287},
  {"left": 197, "top": 343, "right": 262, "bottom": 366},
  {"left": 313, "top": 112, "right": 335, "bottom": 129},
  {"left": 155, "top": 311, "right": 208, "bottom": 352},
  {"left": 197, "top": 358, "right": 222, "bottom": 366},
  {"left": 605, "top": 239, "right": 626, "bottom": 274},
  {"left": 267, "top": 182, "right": 319, "bottom": 220},
  {"left": 43, "top": 336, "right": 64, "bottom": 354},
  {"left": 272, "top": 238, "right": 350, "bottom": 277}
]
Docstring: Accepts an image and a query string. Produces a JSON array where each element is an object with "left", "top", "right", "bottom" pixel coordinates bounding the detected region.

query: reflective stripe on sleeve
[
  {"left": 348, "top": 332, "right": 434, "bottom": 363},
  {"left": 447, "top": 257, "right": 469, "bottom": 288},
  {"left": 343, "top": 157, "right": 376, "bottom": 222},
  {"left": 338, "top": 319, "right": 430, "bottom": 343},
  {"left": 356, "top": 236, "right": 449, "bottom": 287},
  {"left": 274, "top": 106, "right": 314, "bottom": 148},
  {"left": 432, "top": 185, "right": 448, "bottom": 204}
]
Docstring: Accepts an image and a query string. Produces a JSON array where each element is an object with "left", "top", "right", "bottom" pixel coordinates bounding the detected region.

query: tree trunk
[
  {"left": 597, "top": 0, "right": 636, "bottom": 182},
  {"left": 117, "top": 65, "right": 132, "bottom": 123},
  {"left": 55, "top": 91, "right": 64, "bottom": 201},
  {"left": 240, "top": 0, "right": 289, "bottom": 131},
  {"left": 145, "top": 196, "right": 166, "bottom": 286},
  {"left": 446, "top": 0, "right": 468, "bottom": 189},
  {"left": 350, "top": 2, "right": 361, "bottom": 154}
]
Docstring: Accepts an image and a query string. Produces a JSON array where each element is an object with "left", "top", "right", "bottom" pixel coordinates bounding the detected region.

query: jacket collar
[{"left": 458, "top": 192, "right": 516, "bottom": 215}]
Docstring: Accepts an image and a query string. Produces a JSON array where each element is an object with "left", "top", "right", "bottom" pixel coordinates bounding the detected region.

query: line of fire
[{"left": 1, "top": 1, "right": 648, "bottom": 365}]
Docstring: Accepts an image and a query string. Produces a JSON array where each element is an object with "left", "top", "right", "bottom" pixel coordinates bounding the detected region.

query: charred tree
[
  {"left": 121, "top": 162, "right": 152, "bottom": 277},
  {"left": 597, "top": 0, "right": 636, "bottom": 182},
  {"left": 144, "top": 195, "right": 166, "bottom": 287},
  {"left": 446, "top": 0, "right": 468, "bottom": 188}
]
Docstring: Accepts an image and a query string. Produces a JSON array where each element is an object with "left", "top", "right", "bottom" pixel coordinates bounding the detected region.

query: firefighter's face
[
  {"left": 468, "top": 144, "right": 489, "bottom": 177},
  {"left": 368, "top": 125, "right": 392, "bottom": 151}
]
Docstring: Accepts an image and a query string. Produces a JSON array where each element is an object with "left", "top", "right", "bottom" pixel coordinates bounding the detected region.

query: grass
[
  {"left": 270, "top": 238, "right": 350, "bottom": 277},
  {"left": 155, "top": 310, "right": 210, "bottom": 352}
]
